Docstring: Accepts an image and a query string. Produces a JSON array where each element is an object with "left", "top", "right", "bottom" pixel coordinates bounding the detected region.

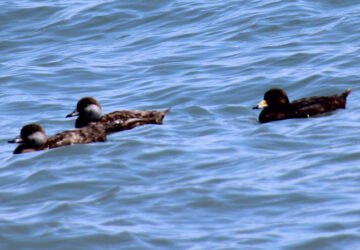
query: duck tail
[
  {"left": 343, "top": 88, "right": 352, "bottom": 98},
  {"left": 156, "top": 108, "right": 170, "bottom": 124},
  {"left": 163, "top": 108, "right": 171, "bottom": 115}
]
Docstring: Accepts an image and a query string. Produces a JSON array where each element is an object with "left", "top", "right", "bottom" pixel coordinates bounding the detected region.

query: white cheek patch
[
  {"left": 85, "top": 104, "right": 102, "bottom": 120},
  {"left": 28, "top": 132, "right": 47, "bottom": 146}
]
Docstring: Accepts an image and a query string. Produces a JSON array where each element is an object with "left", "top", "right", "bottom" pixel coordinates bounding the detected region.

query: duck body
[
  {"left": 66, "top": 97, "right": 169, "bottom": 132},
  {"left": 9, "top": 123, "right": 106, "bottom": 154},
  {"left": 254, "top": 88, "right": 352, "bottom": 123},
  {"left": 94, "top": 110, "right": 169, "bottom": 133}
]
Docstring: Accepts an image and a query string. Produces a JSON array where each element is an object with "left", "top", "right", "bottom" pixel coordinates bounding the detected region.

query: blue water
[{"left": 1, "top": 0, "right": 360, "bottom": 249}]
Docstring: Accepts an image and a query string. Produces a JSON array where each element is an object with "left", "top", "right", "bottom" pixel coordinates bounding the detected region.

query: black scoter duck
[
  {"left": 9, "top": 123, "right": 107, "bottom": 154},
  {"left": 66, "top": 97, "right": 170, "bottom": 132},
  {"left": 253, "top": 88, "right": 352, "bottom": 123}
]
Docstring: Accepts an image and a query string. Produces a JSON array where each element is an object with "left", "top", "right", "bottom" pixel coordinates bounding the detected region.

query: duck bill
[
  {"left": 8, "top": 135, "right": 23, "bottom": 143},
  {"left": 253, "top": 100, "right": 268, "bottom": 109},
  {"left": 66, "top": 109, "right": 79, "bottom": 118}
]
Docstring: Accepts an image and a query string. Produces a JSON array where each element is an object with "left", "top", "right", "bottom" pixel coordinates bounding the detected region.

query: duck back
[
  {"left": 40, "top": 124, "right": 106, "bottom": 151},
  {"left": 76, "top": 109, "right": 170, "bottom": 132},
  {"left": 291, "top": 89, "right": 351, "bottom": 115}
]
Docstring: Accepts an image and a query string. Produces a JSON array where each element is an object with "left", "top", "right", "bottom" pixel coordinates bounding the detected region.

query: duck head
[
  {"left": 253, "top": 88, "right": 290, "bottom": 109},
  {"left": 66, "top": 97, "right": 102, "bottom": 121},
  {"left": 9, "top": 124, "right": 47, "bottom": 153}
]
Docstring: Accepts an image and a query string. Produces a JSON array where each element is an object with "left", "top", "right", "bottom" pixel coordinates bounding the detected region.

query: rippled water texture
[{"left": 1, "top": 0, "right": 360, "bottom": 249}]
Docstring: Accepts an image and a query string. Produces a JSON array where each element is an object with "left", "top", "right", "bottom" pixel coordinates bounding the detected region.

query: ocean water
[{"left": 1, "top": 0, "right": 360, "bottom": 249}]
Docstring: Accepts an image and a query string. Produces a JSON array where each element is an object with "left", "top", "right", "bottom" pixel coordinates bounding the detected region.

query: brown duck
[
  {"left": 66, "top": 97, "right": 169, "bottom": 132},
  {"left": 9, "top": 123, "right": 107, "bottom": 154}
]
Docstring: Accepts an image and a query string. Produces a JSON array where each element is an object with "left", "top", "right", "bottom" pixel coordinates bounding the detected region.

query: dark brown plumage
[
  {"left": 66, "top": 97, "right": 170, "bottom": 132},
  {"left": 9, "top": 123, "right": 107, "bottom": 154},
  {"left": 253, "top": 88, "right": 352, "bottom": 123}
]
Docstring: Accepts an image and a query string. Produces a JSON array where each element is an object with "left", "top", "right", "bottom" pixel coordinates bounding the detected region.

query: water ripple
[{"left": 1, "top": 0, "right": 360, "bottom": 248}]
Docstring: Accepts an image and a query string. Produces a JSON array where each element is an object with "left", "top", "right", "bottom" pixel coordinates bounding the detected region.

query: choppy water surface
[{"left": 1, "top": 0, "right": 360, "bottom": 249}]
